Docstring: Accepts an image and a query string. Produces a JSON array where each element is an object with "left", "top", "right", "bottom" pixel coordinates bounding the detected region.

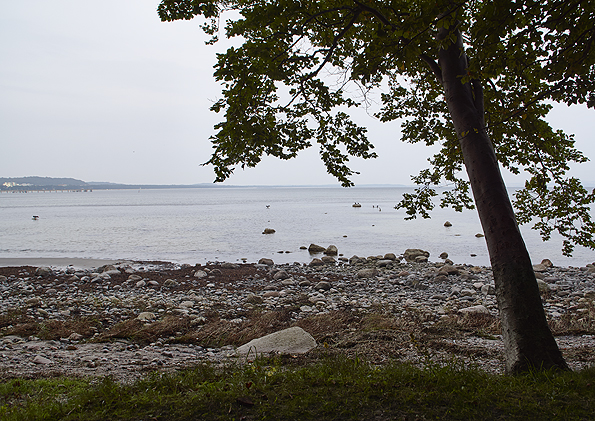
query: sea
[{"left": 0, "top": 186, "right": 593, "bottom": 268}]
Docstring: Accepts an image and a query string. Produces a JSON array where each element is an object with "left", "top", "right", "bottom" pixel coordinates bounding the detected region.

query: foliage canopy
[{"left": 159, "top": 0, "right": 595, "bottom": 255}]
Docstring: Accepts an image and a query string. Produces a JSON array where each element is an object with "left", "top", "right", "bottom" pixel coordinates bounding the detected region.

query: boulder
[
  {"left": 459, "top": 305, "right": 490, "bottom": 315},
  {"left": 324, "top": 245, "right": 338, "bottom": 256},
  {"left": 235, "top": 327, "right": 317, "bottom": 356},
  {"left": 439, "top": 252, "right": 449, "bottom": 259},
  {"left": 444, "top": 221, "right": 452, "bottom": 227},
  {"left": 137, "top": 312, "right": 156, "bottom": 322},
  {"left": 357, "top": 268, "right": 379, "bottom": 278},
  {"left": 321, "top": 256, "right": 336, "bottom": 264},
  {"left": 308, "top": 244, "right": 326, "bottom": 253},
  {"left": 314, "top": 281, "right": 332, "bottom": 291},
  {"left": 194, "top": 270, "right": 208, "bottom": 279},
  {"left": 221, "top": 262, "right": 240, "bottom": 269},
  {"left": 35, "top": 267, "right": 52, "bottom": 278},
  {"left": 262, "top": 228, "right": 276, "bottom": 234},
  {"left": 258, "top": 258, "right": 274, "bottom": 266},
  {"left": 273, "top": 270, "right": 290, "bottom": 280},
  {"left": 403, "top": 249, "right": 430, "bottom": 262},
  {"left": 309, "top": 258, "right": 324, "bottom": 267}
]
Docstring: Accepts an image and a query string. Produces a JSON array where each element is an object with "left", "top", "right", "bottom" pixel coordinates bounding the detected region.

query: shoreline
[
  {"left": 0, "top": 258, "right": 131, "bottom": 270},
  {"left": 1, "top": 256, "right": 594, "bottom": 381}
]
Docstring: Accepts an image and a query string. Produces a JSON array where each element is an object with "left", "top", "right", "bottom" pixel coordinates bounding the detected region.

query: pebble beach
[{"left": 1, "top": 248, "right": 594, "bottom": 382}]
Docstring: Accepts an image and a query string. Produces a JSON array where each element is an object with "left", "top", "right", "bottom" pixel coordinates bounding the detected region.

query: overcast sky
[{"left": 1, "top": 1, "right": 594, "bottom": 186}]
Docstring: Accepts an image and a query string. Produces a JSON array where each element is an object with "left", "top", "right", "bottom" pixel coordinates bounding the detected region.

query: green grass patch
[{"left": 1, "top": 357, "right": 594, "bottom": 420}]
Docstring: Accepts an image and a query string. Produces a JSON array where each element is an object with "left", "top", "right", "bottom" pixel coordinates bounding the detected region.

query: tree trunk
[{"left": 437, "top": 28, "right": 569, "bottom": 373}]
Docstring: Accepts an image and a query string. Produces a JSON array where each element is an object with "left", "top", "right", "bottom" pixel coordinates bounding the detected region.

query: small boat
[{"left": 352, "top": 203, "right": 361, "bottom": 207}]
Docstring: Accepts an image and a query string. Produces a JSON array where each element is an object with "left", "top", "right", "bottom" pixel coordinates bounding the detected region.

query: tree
[{"left": 158, "top": 0, "right": 595, "bottom": 373}]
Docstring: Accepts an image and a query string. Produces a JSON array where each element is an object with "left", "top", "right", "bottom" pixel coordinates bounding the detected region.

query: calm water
[{"left": 0, "top": 187, "right": 593, "bottom": 267}]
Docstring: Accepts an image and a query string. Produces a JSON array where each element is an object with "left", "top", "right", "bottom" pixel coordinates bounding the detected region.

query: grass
[{"left": 1, "top": 356, "right": 594, "bottom": 420}]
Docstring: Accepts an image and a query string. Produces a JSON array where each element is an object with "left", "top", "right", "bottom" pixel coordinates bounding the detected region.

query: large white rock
[{"left": 236, "top": 327, "right": 317, "bottom": 356}]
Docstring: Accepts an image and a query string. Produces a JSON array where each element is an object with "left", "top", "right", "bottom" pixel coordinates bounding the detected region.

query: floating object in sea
[
  {"left": 352, "top": 203, "right": 361, "bottom": 207},
  {"left": 266, "top": 205, "right": 270, "bottom": 208},
  {"left": 32, "top": 215, "right": 39, "bottom": 220}
]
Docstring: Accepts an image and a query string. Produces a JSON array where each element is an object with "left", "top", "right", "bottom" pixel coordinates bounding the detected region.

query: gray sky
[{"left": 1, "top": 1, "right": 594, "bottom": 186}]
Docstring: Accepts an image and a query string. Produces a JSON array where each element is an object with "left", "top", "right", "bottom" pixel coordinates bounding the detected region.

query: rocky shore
[{"left": 1, "top": 248, "right": 594, "bottom": 382}]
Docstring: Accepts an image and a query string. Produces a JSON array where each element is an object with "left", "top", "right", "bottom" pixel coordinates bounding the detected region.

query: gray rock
[
  {"left": 321, "top": 256, "right": 336, "bottom": 264},
  {"left": 128, "top": 274, "right": 143, "bottom": 281},
  {"left": 308, "top": 244, "right": 326, "bottom": 253},
  {"left": 314, "top": 281, "right": 331, "bottom": 291},
  {"left": 357, "top": 268, "right": 379, "bottom": 278},
  {"left": 404, "top": 248, "right": 430, "bottom": 263},
  {"left": 273, "top": 270, "right": 290, "bottom": 280},
  {"left": 137, "top": 312, "right": 156, "bottom": 321},
  {"left": 459, "top": 305, "right": 490, "bottom": 315},
  {"left": 221, "top": 262, "right": 239, "bottom": 269},
  {"left": 383, "top": 253, "right": 397, "bottom": 261},
  {"left": 324, "top": 245, "right": 338, "bottom": 256},
  {"left": 33, "top": 355, "right": 53, "bottom": 365},
  {"left": 309, "top": 258, "right": 325, "bottom": 266},
  {"left": 35, "top": 267, "right": 52, "bottom": 278},
  {"left": 135, "top": 280, "right": 146, "bottom": 288},
  {"left": 258, "top": 258, "right": 274, "bottom": 266},
  {"left": 235, "top": 327, "right": 317, "bottom": 356},
  {"left": 194, "top": 270, "right": 208, "bottom": 279}
]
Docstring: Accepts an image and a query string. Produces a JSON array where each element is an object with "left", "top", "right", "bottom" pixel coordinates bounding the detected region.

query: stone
[
  {"left": 135, "top": 280, "right": 146, "bottom": 288},
  {"left": 324, "top": 245, "right": 338, "bottom": 256},
  {"left": 383, "top": 253, "right": 397, "bottom": 261},
  {"left": 444, "top": 221, "right": 452, "bottom": 227},
  {"left": 262, "top": 228, "right": 276, "bottom": 234},
  {"left": 459, "top": 305, "right": 490, "bottom": 315},
  {"left": 541, "top": 259, "right": 554, "bottom": 268},
  {"left": 163, "top": 279, "right": 178, "bottom": 288},
  {"left": 272, "top": 270, "right": 289, "bottom": 280},
  {"left": 438, "top": 265, "right": 460, "bottom": 276},
  {"left": 235, "top": 327, "right": 317, "bottom": 356},
  {"left": 180, "top": 301, "right": 195, "bottom": 308},
  {"left": 128, "top": 274, "right": 143, "bottom": 281},
  {"left": 314, "top": 281, "right": 331, "bottom": 291},
  {"left": 308, "top": 244, "right": 326, "bottom": 253},
  {"left": 377, "top": 260, "right": 393, "bottom": 268},
  {"left": 309, "top": 258, "right": 324, "bottom": 266},
  {"left": 321, "top": 256, "right": 336, "bottom": 264},
  {"left": 403, "top": 249, "right": 430, "bottom": 262},
  {"left": 439, "top": 252, "right": 449, "bottom": 259},
  {"left": 263, "top": 291, "right": 281, "bottom": 298},
  {"left": 194, "top": 270, "right": 208, "bottom": 279},
  {"left": 536, "top": 280, "right": 550, "bottom": 293},
  {"left": 475, "top": 233, "right": 485, "bottom": 238},
  {"left": 415, "top": 255, "right": 429, "bottom": 263},
  {"left": 221, "top": 262, "right": 240, "bottom": 269},
  {"left": 35, "top": 267, "right": 52, "bottom": 277},
  {"left": 32, "top": 355, "right": 52, "bottom": 365},
  {"left": 533, "top": 264, "right": 548, "bottom": 272},
  {"left": 68, "top": 332, "right": 84, "bottom": 341},
  {"left": 137, "top": 312, "right": 157, "bottom": 322},
  {"left": 357, "top": 268, "right": 378, "bottom": 278},
  {"left": 258, "top": 258, "right": 274, "bottom": 266},
  {"left": 481, "top": 284, "right": 496, "bottom": 295}
]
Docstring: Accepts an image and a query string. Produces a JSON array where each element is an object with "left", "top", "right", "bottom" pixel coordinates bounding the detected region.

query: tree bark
[{"left": 437, "top": 27, "right": 569, "bottom": 373}]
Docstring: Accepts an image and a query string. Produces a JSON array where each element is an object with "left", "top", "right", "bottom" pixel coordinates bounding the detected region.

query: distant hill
[
  {"left": 1, "top": 176, "right": 88, "bottom": 187},
  {"left": 0, "top": 176, "right": 211, "bottom": 191}
]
